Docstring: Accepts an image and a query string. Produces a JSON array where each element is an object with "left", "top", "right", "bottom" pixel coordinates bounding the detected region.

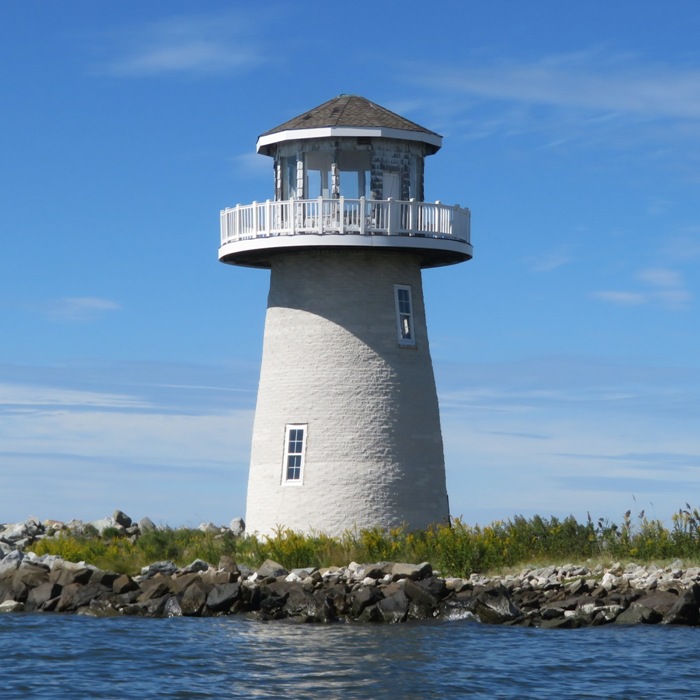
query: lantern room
[{"left": 219, "top": 95, "right": 472, "bottom": 269}]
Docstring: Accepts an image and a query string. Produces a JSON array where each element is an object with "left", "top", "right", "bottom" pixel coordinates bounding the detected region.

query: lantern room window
[
  {"left": 304, "top": 152, "right": 332, "bottom": 198},
  {"left": 282, "top": 156, "right": 297, "bottom": 199},
  {"left": 338, "top": 151, "right": 371, "bottom": 199}
]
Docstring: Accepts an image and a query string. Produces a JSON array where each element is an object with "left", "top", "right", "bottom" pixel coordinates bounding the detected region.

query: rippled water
[{"left": 2, "top": 614, "right": 700, "bottom": 698}]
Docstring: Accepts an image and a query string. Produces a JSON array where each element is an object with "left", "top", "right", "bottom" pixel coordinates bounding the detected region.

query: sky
[{"left": 2, "top": 1, "right": 699, "bottom": 530}]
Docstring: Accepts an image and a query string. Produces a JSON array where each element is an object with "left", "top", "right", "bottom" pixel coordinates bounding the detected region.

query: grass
[{"left": 29, "top": 505, "right": 700, "bottom": 577}]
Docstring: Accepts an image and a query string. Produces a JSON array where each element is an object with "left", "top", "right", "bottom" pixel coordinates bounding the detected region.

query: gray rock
[
  {"left": 50, "top": 563, "right": 93, "bottom": 587},
  {"left": 391, "top": 562, "right": 433, "bottom": 580},
  {"left": 182, "top": 559, "right": 210, "bottom": 574},
  {"left": 90, "top": 570, "right": 121, "bottom": 588},
  {"left": 34, "top": 554, "right": 65, "bottom": 570},
  {"left": 179, "top": 582, "right": 208, "bottom": 616},
  {"left": 26, "top": 582, "right": 62, "bottom": 612},
  {"left": 138, "top": 517, "right": 157, "bottom": 532},
  {"left": 615, "top": 604, "right": 661, "bottom": 625},
  {"left": 64, "top": 519, "right": 87, "bottom": 534},
  {"left": 81, "top": 600, "right": 119, "bottom": 617},
  {"left": 112, "top": 510, "right": 132, "bottom": 528},
  {"left": 90, "top": 517, "right": 117, "bottom": 534},
  {"left": 663, "top": 585, "right": 700, "bottom": 626},
  {"left": 217, "top": 556, "right": 240, "bottom": 575},
  {"left": 164, "top": 596, "right": 183, "bottom": 617},
  {"left": 55, "top": 582, "right": 110, "bottom": 613},
  {"left": 206, "top": 582, "right": 241, "bottom": 613},
  {"left": 281, "top": 586, "right": 335, "bottom": 622},
  {"left": 349, "top": 585, "right": 382, "bottom": 617},
  {"left": 137, "top": 576, "right": 172, "bottom": 602},
  {"left": 377, "top": 586, "right": 409, "bottom": 623},
  {"left": 140, "top": 561, "right": 178, "bottom": 579},
  {"left": 112, "top": 574, "right": 139, "bottom": 595},
  {"left": 403, "top": 578, "right": 440, "bottom": 618},
  {"left": 0, "top": 549, "right": 23, "bottom": 573},
  {"left": 229, "top": 518, "right": 245, "bottom": 537},
  {"left": 471, "top": 586, "right": 521, "bottom": 625},
  {"left": 256, "top": 559, "right": 288, "bottom": 579},
  {"left": 198, "top": 522, "right": 220, "bottom": 534},
  {"left": 0, "top": 600, "right": 25, "bottom": 613}
]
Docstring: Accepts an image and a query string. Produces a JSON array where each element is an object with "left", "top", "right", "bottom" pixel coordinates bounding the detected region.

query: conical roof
[{"left": 256, "top": 95, "right": 442, "bottom": 155}]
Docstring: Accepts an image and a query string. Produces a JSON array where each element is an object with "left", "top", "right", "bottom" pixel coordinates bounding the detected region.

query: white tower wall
[{"left": 245, "top": 249, "right": 449, "bottom": 537}]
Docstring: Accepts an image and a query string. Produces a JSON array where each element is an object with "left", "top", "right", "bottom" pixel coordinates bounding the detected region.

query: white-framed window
[
  {"left": 394, "top": 284, "right": 415, "bottom": 346},
  {"left": 283, "top": 424, "right": 307, "bottom": 482}
]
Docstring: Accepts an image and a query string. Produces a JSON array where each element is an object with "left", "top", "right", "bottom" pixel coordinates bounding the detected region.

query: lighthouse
[{"left": 219, "top": 95, "right": 471, "bottom": 537}]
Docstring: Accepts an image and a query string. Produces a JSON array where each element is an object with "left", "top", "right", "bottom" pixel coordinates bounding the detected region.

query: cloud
[
  {"left": 592, "top": 266, "right": 692, "bottom": 309},
  {"left": 231, "top": 151, "right": 272, "bottom": 177},
  {"left": 0, "top": 368, "right": 254, "bottom": 525},
  {"left": 97, "top": 13, "right": 266, "bottom": 77},
  {"left": 0, "top": 407, "right": 252, "bottom": 467},
  {"left": 590, "top": 290, "right": 646, "bottom": 306},
  {"left": 42, "top": 296, "right": 121, "bottom": 322},
  {"left": 438, "top": 355, "right": 700, "bottom": 524},
  {"left": 399, "top": 49, "right": 700, "bottom": 171},
  {"left": 636, "top": 268, "right": 683, "bottom": 288},
  {"left": 0, "top": 382, "right": 146, "bottom": 411},
  {"left": 527, "top": 248, "right": 573, "bottom": 272},
  {"left": 662, "top": 230, "right": 700, "bottom": 262},
  {"left": 416, "top": 50, "right": 700, "bottom": 120}
]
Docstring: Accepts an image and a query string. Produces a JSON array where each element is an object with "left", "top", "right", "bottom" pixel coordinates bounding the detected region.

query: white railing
[{"left": 220, "top": 197, "right": 470, "bottom": 246}]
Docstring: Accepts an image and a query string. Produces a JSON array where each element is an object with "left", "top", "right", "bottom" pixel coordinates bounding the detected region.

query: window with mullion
[{"left": 283, "top": 424, "right": 307, "bottom": 482}]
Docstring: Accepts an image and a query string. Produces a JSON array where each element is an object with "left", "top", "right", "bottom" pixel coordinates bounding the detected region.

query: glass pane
[
  {"left": 283, "top": 157, "right": 297, "bottom": 199},
  {"left": 338, "top": 152, "right": 371, "bottom": 199},
  {"left": 305, "top": 152, "right": 332, "bottom": 198}
]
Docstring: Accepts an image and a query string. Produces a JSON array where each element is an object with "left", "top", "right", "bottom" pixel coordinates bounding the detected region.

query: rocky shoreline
[{"left": 2, "top": 516, "right": 700, "bottom": 627}]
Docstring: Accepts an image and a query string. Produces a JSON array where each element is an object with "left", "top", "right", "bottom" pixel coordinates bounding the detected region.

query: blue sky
[{"left": 2, "top": 1, "right": 699, "bottom": 529}]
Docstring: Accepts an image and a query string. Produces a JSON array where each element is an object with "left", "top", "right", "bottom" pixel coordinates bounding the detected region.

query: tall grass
[{"left": 29, "top": 506, "right": 700, "bottom": 577}]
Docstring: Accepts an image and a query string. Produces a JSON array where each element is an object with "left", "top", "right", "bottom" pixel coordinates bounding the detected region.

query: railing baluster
[{"left": 219, "top": 198, "right": 470, "bottom": 245}]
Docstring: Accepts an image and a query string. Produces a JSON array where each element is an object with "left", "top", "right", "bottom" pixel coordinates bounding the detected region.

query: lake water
[{"left": 2, "top": 613, "right": 699, "bottom": 698}]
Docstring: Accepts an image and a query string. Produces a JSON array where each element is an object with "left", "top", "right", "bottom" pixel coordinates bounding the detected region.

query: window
[
  {"left": 282, "top": 156, "right": 297, "bottom": 199},
  {"left": 382, "top": 170, "right": 401, "bottom": 199},
  {"left": 338, "top": 151, "right": 371, "bottom": 199},
  {"left": 394, "top": 285, "right": 415, "bottom": 346},
  {"left": 283, "top": 424, "right": 307, "bottom": 482},
  {"left": 304, "top": 152, "right": 332, "bottom": 198}
]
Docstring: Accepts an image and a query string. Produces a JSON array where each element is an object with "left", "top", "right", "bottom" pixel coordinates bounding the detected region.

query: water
[{"left": 2, "top": 614, "right": 700, "bottom": 698}]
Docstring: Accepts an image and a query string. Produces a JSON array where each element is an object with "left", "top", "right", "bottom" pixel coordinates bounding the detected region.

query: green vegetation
[{"left": 30, "top": 505, "right": 700, "bottom": 577}]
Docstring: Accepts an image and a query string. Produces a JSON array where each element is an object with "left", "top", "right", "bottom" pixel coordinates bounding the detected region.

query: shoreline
[
  {"left": 3, "top": 514, "right": 700, "bottom": 626},
  {"left": 3, "top": 551, "right": 700, "bottom": 627}
]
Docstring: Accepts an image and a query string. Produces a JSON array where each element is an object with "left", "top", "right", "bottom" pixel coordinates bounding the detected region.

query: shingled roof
[{"left": 260, "top": 94, "right": 440, "bottom": 138}]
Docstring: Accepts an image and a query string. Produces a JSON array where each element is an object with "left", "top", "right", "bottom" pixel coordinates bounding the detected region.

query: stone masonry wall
[{"left": 245, "top": 249, "right": 449, "bottom": 536}]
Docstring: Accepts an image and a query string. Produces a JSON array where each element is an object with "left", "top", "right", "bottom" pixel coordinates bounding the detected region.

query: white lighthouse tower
[{"left": 219, "top": 95, "right": 471, "bottom": 537}]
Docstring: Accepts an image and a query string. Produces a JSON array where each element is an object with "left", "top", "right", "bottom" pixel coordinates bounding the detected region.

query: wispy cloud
[
  {"left": 231, "top": 151, "right": 271, "bottom": 176},
  {"left": 0, "top": 382, "right": 146, "bottom": 410},
  {"left": 415, "top": 50, "right": 700, "bottom": 120},
  {"left": 400, "top": 49, "right": 700, "bottom": 168},
  {"left": 43, "top": 297, "right": 121, "bottom": 322},
  {"left": 526, "top": 248, "right": 573, "bottom": 272},
  {"left": 663, "top": 230, "right": 700, "bottom": 262},
  {"left": 0, "top": 368, "right": 254, "bottom": 524},
  {"left": 591, "top": 290, "right": 646, "bottom": 307},
  {"left": 592, "top": 266, "right": 692, "bottom": 309},
  {"left": 96, "top": 13, "right": 266, "bottom": 77},
  {"left": 438, "top": 355, "right": 700, "bottom": 523}
]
